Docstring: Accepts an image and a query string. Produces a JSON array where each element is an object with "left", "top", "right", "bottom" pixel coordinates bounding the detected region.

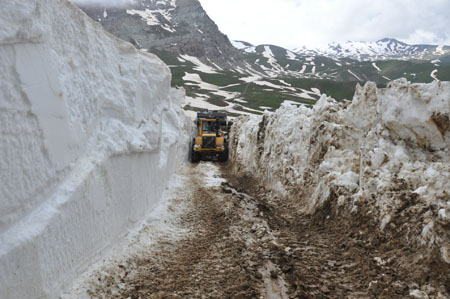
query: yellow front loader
[{"left": 189, "top": 110, "right": 231, "bottom": 163}]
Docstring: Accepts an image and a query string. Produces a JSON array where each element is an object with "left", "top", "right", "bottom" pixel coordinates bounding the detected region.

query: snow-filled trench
[
  {"left": 0, "top": 0, "right": 189, "bottom": 298},
  {"left": 229, "top": 79, "right": 450, "bottom": 265}
]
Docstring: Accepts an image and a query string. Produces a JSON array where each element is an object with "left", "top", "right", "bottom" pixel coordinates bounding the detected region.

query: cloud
[
  {"left": 71, "top": 0, "right": 136, "bottom": 6},
  {"left": 198, "top": 0, "right": 450, "bottom": 49}
]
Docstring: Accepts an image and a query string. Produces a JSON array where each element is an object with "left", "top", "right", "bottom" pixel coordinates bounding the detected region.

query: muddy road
[{"left": 81, "top": 162, "right": 449, "bottom": 298}]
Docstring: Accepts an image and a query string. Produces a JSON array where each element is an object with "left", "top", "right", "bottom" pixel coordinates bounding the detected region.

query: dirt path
[
  {"left": 80, "top": 162, "right": 448, "bottom": 298},
  {"left": 222, "top": 165, "right": 450, "bottom": 299},
  {"left": 83, "top": 162, "right": 286, "bottom": 298}
]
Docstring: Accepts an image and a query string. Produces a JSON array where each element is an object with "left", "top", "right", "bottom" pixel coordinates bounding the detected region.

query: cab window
[{"left": 202, "top": 121, "right": 216, "bottom": 133}]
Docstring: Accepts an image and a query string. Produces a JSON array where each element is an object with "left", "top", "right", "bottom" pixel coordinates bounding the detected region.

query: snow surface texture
[
  {"left": 0, "top": 0, "right": 189, "bottom": 298},
  {"left": 230, "top": 79, "right": 450, "bottom": 265},
  {"left": 62, "top": 165, "right": 194, "bottom": 298}
]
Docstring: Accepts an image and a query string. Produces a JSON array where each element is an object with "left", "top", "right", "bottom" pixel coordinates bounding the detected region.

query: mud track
[{"left": 86, "top": 162, "right": 449, "bottom": 298}]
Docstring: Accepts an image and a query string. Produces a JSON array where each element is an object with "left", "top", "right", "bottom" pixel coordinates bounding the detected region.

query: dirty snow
[{"left": 230, "top": 79, "right": 450, "bottom": 280}]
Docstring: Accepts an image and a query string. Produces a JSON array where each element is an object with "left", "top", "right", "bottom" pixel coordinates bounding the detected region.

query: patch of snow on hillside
[
  {"left": 431, "top": 69, "right": 439, "bottom": 81},
  {"left": 434, "top": 45, "right": 445, "bottom": 55},
  {"left": 156, "top": 0, "right": 177, "bottom": 7},
  {"left": 311, "top": 88, "right": 321, "bottom": 96},
  {"left": 183, "top": 72, "right": 239, "bottom": 101},
  {"left": 372, "top": 62, "right": 381, "bottom": 72},
  {"left": 282, "top": 100, "right": 303, "bottom": 106},
  {"left": 232, "top": 41, "right": 256, "bottom": 53},
  {"left": 127, "top": 9, "right": 160, "bottom": 26},
  {"left": 180, "top": 54, "right": 218, "bottom": 74},
  {"left": 300, "top": 65, "right": 307, "bottom": 74},
  {"left": 253, "top": 80, "right": 283, "bottom": 89},
  {"left": 262, "top": 46, "right": 284, "bottom": 73},
  {"left": 263, "top": 45, "right": 274, "bottom": 57},
  {"left": 348, "top": 69, "right": 363, "bottom": 81},
  {"left": 245, "top": 46, "right": 256, "bottom": 53},
  {"left": 210, "top": 62, "right": 223, "bottom": 71},
  {"left": 239, "top": 76, "right": 296, "bottom": 92},
  {"left": 126, "top": 8, "right": 175, "bottom": 32},
  {"left": 240, "top": 75, "right": 262, "bottom": 83},
  {"left": 185, "top": 95, "right": 226, "bottom": 111},
  {"left": 286, "top": 50, "right": 296, "bottom": 60},
  {"left": 295, "top": 92, "right": 316, "bottom": 100},
  {"left": 183, "top": 72, "right": 203, "bottom": 83},
  {"left": 183, "top": 73, "right": 220, "bottom": 91},
  {"left": 232, "top": 40, "right": 248, "bottom": 50},
  {"left": 279, "top": 80, "right": 292, "bottom": 86}
]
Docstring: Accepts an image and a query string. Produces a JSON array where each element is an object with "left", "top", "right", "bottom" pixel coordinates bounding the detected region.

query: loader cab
[{"left": 200, "top": 119, "right": 218, "bottom": 135}]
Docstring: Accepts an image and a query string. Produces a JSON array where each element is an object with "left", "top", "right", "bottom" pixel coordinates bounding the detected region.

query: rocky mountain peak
[
  {"left": 77, "top": 0, "right": 245, "bottom": 69},
  {"left": 378, "top": 37, "right": 406, "bottom": 45}
]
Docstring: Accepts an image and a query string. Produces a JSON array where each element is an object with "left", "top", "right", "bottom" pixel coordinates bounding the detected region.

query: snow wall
[
  {"left": 230, "top": 79, "right": 450, "bottom": 265},
  {"left": 0, "top": 0, "right": 189, "bottom": 298}
]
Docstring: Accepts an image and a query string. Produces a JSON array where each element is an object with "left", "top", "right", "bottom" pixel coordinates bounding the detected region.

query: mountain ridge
[
  {"left": 291, "top": 37, "right": 450, "bottom": 61},
  {"left": 75, "top": 0, "right": 450, "bottom": 116}
]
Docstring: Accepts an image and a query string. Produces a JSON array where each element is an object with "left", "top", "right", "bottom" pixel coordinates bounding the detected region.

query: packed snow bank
[
  {"left": 230, "top": 79, "right": 450, "bottom": 266},
  {"left": 0, "top": 0, "right": 189, "bottom": 298}
]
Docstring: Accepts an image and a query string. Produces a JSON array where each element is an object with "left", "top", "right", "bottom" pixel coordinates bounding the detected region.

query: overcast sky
[{"left": 198, "top": 0, "right": 450, "bottom": 49}]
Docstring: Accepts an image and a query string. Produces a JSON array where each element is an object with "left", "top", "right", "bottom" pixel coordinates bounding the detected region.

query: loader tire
[
  {"left": 218, "top": 147, "right": 229, "bottom": 162},
  {"left": 189, "top": 142, "right": 200, "bottom": 163}
]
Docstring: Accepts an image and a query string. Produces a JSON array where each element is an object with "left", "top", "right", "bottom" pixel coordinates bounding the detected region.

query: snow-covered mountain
[
  {"left": 76, "top": 0, "right": 450, "bottom": 116},
  {"left": 293, "top": 38, "right": 450, "bottom": 61}
]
